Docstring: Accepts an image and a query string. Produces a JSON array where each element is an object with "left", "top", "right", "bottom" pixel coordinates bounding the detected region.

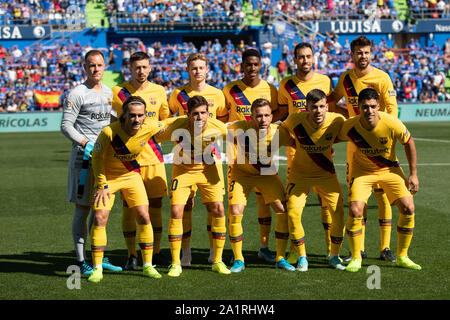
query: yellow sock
[
  {"left": 360, "top": 206, "right": 367, "bottom": 252},
  {"left": 90, "top": 225, "right": 106, "bottom": 268},
  {"left": 229, "top": 214, "right": 244, "bottom": 262},
  {"left": 375, "top": 189, "right": 393, "bottom": 250},
  {"left": 287, "top": 196, "right": 307, "bottom": 257},
  {"left": 319, "top": 195, "right": 332, "bottom": 254},
  {"left": 207, "top": 212, "right": 213, "bottom": 249},
  {"left": 346, "top": 215, "right": 363, "bottom": 259},
  {"left": 181, "top": 209, "right": 192, "bottom": 249},
  {"left": 397, "top": 213, "right": 414, "bottom": 258},
  {"left": 211, "top": 216, "right": 226, "bottom": 263},
  {"left": 168, "top": 218, "right": 183, "bottom": 265},
  {"left": 138, "top": 223, "right": 154, "bottom": 266},
  {"left": 274, "top": 212, "right": 289, "bottom": 262},
  {"left": 256, "top": 192, "right": 272, "bottom": 248},
  {"left": 329, "top": 197, "right": 345, "bottom": 256},
  {"left": 149, "top": 206, "right": 162, "bottom": 254},
  {"left": 122, "top": 203, "right": 138, "bottom": 258}
]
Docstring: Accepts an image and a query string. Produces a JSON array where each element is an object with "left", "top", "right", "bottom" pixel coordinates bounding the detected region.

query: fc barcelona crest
[
  {"left": 325, "top": 133, "right": 333, "bottom": 141},
  {"left": 379, "top": 137, "right": 388, "bottom": 145}
]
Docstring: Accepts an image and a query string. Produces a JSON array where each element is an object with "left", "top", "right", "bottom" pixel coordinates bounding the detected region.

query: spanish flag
[{"left": 34, "top": 90, "right": 61, "bottom": 108}]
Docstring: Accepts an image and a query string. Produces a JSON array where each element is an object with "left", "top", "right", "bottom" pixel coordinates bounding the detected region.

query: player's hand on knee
[
  {"left": 94, "top": 189, "right": 111, "bottom": 208},
  {"left": 408, "top": 174, "right": 419, "bottom": 194}
]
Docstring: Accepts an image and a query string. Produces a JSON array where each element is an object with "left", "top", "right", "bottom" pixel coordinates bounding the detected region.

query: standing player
[
  {"left": 111, "top": 51, "right": 170, "bottom": 269},
  {"left": 61, "top": 49, "right": 122, "bottom": 274},
  {"left": 338, "top": 88, "right": 421, "bottom": 272},
  {"left": 282, "top": 89, "right": 346, "bottom": 272},
  {"left": 333, "top": 36, "right": 398, "bottom": 262},
  {"left": 227, "top": 98, "right": 295, "bottom": 273},
  {"left": 155, "top": 95, "right": 230, "bottom": 277},
  {"left": 88, "top": 96, "right": 166, "bottom": 283},
  {"left": 278, "top": 42, "right": 337, "bottom": 263},
  {"left": 168, "top": 53, "right": 227, "bottom": 267},
  {"left": 222, "top": 48, "right": 279, "bottom": 263}
]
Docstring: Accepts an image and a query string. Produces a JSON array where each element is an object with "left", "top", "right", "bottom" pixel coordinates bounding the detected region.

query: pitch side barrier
[{"left": 1, "top": 103, "right": 450, "bottom": 133}]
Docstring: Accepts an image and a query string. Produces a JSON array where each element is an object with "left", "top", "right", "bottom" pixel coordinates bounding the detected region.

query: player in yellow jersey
[
  {"left": 278, "top": 42, "right": 338, "bottom": 264},
  {"left": 168, "top": 53, "right": 227, "bottom": 267},
  {"left": 337, "top": 88, "right": 421, "bottom": 272},
  {"left": 111, "top": 51, "right": 170, "bottom": 270},
  {"left": 155, "top": 95, "right": 230, "bottom": 277},
  {"left": 88, "top": 96, "right": 166, "bottom": 283},
  {"left": 282, "top": 89, "right": 347, "bottom": 272},
  {"left": 227, "top": 98, "right": 295, "bottom": 272},
  {"left": 222, "top": 48, "right": 279, "bottom": 263},
  {"left": 333, "top": 36, "right": 398, "bottom": 263}
]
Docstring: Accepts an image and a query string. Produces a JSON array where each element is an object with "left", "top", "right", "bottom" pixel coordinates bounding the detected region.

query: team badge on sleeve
[
  {"left": 64, "top": 98, "right": 72, "bottom": 110},
  {"left": 379, "top": 137, "right": 388, "bottom": 145},
  {"left": 389, "top": 90, "right": 396, "bottom": 97}
]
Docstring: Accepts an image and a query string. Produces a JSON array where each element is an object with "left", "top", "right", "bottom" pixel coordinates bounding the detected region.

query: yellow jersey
[
  {"left": 333, "top": 67, "right": 398, "bottom": 118},
  {"left": 155, "top": 116, "right": 227, "bottom": 172},
  {"left": 222, "top": 79, "right": 278, "bottom": 122},
  {"left": 282, "top": 112, "right": 345, "bottom": 178},
  {"left": 227, "top": 121, "right": 292, "bottom": 176},
  {"left": 92, "top": 119, "right": 164, "bottom": 189},
  {"left": 278, "top": 72, "right": 333, "bottom": 114},
  {"left": 338, "top": 112, "right": 411, "bottom": 174},
  {"left": 168, "top": 83, "right": 227, "bottom": 120},
  {"left": 112, "top": 81, "right": 170, "bottom": 166}
]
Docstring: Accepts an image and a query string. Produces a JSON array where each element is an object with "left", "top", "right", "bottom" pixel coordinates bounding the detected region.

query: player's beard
[{"left": 356, "top": 59, "right": 370, "bottom": 71}]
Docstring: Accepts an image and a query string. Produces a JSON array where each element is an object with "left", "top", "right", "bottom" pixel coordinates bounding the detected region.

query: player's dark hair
[
  {"left": 187, "top": 95, "right": 209, "bottom": 114},
  {"left": 84, "top": 49, "right": 104, "bottom": 63},
  {"left": 129, "top": 51, "right": 150, "bottom": 65},
  {"left": 294, "top": 42, "right": 313, "bottom": 59},
  {"left": 358, "top": 88, "right": 379, "bottom": 105},
  {"left": 350, "top": 36, "right": 372, "bottom": 52},
  {"left": 242, "top": 48, "right": 261, "bottom": 62},
  {"left": 251, "top": 98, "right": 271, "bottom": 113},
  {"left": 306, "top": 89, "right": 327, "bottom": 106},
  {"left": 120, "top": 95, "right": 147, "bottom": 123}
]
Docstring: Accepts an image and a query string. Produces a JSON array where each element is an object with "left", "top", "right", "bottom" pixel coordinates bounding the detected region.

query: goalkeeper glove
[{"left": 83, "top": 141, "right": 94, "bottom": 160}]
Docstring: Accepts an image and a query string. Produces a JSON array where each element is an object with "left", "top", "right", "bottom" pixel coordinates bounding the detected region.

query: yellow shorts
[
  {"left": 348, "top": 168, "right": 412, "bottom": 204},
  {"left": 347, "top": 142, "right": 384, "bottom": 192},
  {"left": 228, "top": 171, "right": 286, "bottom": 206},
  {"left": 170, "top": 164, "right": 225, "bottom": 205},
  {"left": 141, "top": 162, "right": 168, "bottom": 198},
  {"left": 286, "top": 174, "right": 343, "bottom": 211},
  {"left": 287, "top": 153, "right": 319, "bottom": 195},
  {"left": 94, "top": 172, "right": 149, "bottom": 211}
]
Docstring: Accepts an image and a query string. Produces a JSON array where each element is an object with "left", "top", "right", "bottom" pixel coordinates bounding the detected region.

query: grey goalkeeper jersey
[{"left": 61, "top": 82, "right": 113, "bottom": 149}]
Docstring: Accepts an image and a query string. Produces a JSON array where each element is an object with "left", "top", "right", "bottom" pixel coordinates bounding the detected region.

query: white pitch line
[{"left": 414, "top": 137, "right": 450, "bottom": 143}]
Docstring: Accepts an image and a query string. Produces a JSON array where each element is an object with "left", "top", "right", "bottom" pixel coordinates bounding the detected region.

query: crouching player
[
  {"left": 338, "top": 88, "right": 421, "bottom": 272},
  {"left": 282, "top": 89, "right": 347, "bottom": 271},
  {"left": 155, "top": 95, "right": 230, "bottom": 277},
  {"left": 88, "top": 96, "right": 166, "bottom": 283},
  {"left": 227, "top": 98, "right": 295, "bottom": 273}
]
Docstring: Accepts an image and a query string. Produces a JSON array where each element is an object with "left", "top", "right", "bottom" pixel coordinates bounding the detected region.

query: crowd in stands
[
  {"left": 106, "top": 0, "right": 245, "bottom": 26},
  {"left": 0, "top": 0, "right": 87, "bottom": 25},
  {"left": 0, "top": 40, "right": 92, "bottom": 112},
  {"left": 1, "top": 0, "right": 449, "bottom": 27},
  {"left": 1, "top": 35, "right": 449, "bottom": 113}
]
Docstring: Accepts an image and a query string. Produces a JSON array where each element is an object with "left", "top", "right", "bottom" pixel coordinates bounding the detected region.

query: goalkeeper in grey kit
[{"left": 60, "top": 49, "right": 122, "bottom": 274}]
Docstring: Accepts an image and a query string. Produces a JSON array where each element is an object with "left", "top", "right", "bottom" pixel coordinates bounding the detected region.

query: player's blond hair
[{"left": 186, "top": 53, "right": 208, "bottom": 68}]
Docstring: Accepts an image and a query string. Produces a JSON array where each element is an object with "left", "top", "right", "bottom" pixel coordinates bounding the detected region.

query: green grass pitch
[{"left": 0, "top": 122, "right": 449, "bottom": 300}]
